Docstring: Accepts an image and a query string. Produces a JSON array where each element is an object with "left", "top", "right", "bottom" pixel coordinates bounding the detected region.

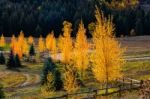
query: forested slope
[{"left": 0, "top": 0, "right": 149, "bottom": 37}]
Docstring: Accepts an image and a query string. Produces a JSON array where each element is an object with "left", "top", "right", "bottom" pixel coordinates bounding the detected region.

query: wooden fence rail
[{"left": 47, "top": 78, "right": 143, "bottom": 99}]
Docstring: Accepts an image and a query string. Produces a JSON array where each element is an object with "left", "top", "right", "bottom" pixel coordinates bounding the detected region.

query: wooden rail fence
[{"left": 47, "top": 78, "right": 143, "bottom": 99}]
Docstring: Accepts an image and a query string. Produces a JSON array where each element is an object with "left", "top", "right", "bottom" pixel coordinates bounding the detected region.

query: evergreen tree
[
  {"left": 15, "top": 54, "right": 21, "bottom": 67},
  {"left": 0, "top": 53, "right": 5, "bottom": 64},
  {"left": 41, "top": 57, "right": 56, "bottom": 85},
  {"left": 41, "top": 57, "right": 63, "bottom": 91},
  {"left": 0, "top": 84, "right": 4, "bottom": 98},
  {"left": 7, "top": 50, "right": 15, "bottom": 69},
  {"left": 29, "top": 44, "right": 35, "bottom": 56},
  {"left": 53, "top": 70, "right": 63, "bottom": 91}
]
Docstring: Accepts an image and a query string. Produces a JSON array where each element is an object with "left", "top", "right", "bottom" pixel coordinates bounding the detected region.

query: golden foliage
[
  {"left": 0, "top": 34, "right": 5, "bottom": 48},
  {"left": 103, "top": 0, "right": 139, "bottom": 10},
  {"left": 60, "top": 21, "right": 73, "bottom": 64},
  {"left": 73, "top": 21, "right": 89, "bottom": 78},
  {"left": 91, "top": 7, "right": 125, "bottom": 82},
  {"left": 58, "top": 35, "right": 63, "bottom": 51},
  {"left": 46, "top": 31, "right": 55, "bottom": 51},
  {"left": 28, "top": 36, "right": 34, "bottom": 45},
  {"left": 51, "top": 36, "right": 57, "bottom": 60},
  {"left": 13, "top": 41, "right": 23, "bottom": 58},
  {"left": 46, "top": 31, "right": 57, "bottom": 59},
  {"left": 11, "top": 31, "right": 29, "bottom": 58},
  {"left": 22, "top": 39, "right": 29, "bottom": 55},
  {"left": 10, "top": 35, "right": 16, "bottom": 50},
  {"left": 64, "top": 65, "right": 78, "bottom": 93},
  {"left": 40, "top": 72, "right": 55, "bottom": 98},
  {"left": 38, "top": 35, "right": 45, "bottom": 53}
]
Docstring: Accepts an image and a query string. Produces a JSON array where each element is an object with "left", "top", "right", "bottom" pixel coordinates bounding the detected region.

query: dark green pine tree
[
  {"left": 0, "top": 52, "right": 5, "bottom": 64},
  {"left": 7, "top": 50, "right": 15, "bottom": 69},
  {"left": 41, "top": 57, "right": 63, "bottom": 91},
  {"left": 53, "top": 70, "right": 63, "bottom": 91},
  {"left": 29, "top": 44, "right": 35, "bottom": 56},
  {"left": 0, "top": 84, "right": 5, "bottom": 98},
  {"left": 15, "top": 54, "right": 21, "bottom": 67},
  {"left": 41, "top": 57, "right": 56, "bottom": 85}
]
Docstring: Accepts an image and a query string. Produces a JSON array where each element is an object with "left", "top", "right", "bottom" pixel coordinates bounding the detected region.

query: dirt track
[{"left": 118, "top": 36, "right": 150, "bottom": 53}]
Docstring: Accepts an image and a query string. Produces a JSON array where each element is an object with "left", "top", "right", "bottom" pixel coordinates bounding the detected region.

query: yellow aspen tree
[
  {"left": 61, "top": 21, "right": 73, "bottom": 64},
  {"left": 0, "top": 34, "right": 5, "bottom": 48},
  {"left": 64, "top": 65, "right": 78, "bottom": 93},
  {"left": 46, "top": 31, "right": 55, "bottom": 52},
  {"left": 38, "top": 35, "right": 45, "bottom": 53},
  {"left": 46, "top": 33, "right": 51, "bottom": 50},
  {"left": 73, "top": 20, "right": 89, "bottom": 79},
  {"left": 28, "top": 36, "right": 34, "bottom": 45},
  {"left": 14, "top": 41, "right": 23, "bottom": 58},
  {"left": 92, "top": 7, "right": 125, "bottom": 94},
  {"left": 51, "top": 35, "right": 57, "bottom": 60},
  {"left": 10, "top": 35, "right": 16, "bottom": 52},
  {"left": 18, "top": 30, "right": 25, "bottom": 45},
  {"left": 22, "top": 39, "right": 29, "bottom": 55},
  {"left": 16, "top": 31, "right": 25, "bottom": 58},
  {"left": 58, "top": 35, "right": 64, "bottom": 52}
]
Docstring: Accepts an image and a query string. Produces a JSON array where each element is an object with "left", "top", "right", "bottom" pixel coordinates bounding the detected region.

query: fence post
[
  {"left": 130, "top": 80, "right": 133, "bottom": 91},
  {"left": 140, "top": 80, "right": 143, "bottom": 88},
  {"left": 93, "top": 90, "right": 98, "bottom": 98},
  {"left": 122, "top": 77, "right": 125, "bottom": 88},
  {"left": 64, "top": 93, "right": 68, "bottom": 99},
  {"left": 119, "top": 85, "right": 122, "bottom": 97}
]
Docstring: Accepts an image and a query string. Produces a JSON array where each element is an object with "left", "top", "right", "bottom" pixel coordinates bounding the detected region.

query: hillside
[{"left": 0, "top": 0, "right": 150, "bottom": 37}]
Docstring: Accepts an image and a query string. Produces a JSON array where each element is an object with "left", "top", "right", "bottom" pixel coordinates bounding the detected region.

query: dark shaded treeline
[
  {"left": 0, "top": 0, "right": 150, "bottom": 37},
  {"left": 0, "top": 0, "right": 95, "bottom": 37}
]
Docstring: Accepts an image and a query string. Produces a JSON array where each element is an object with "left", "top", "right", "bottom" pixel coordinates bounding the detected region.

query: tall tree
[
  {"left": 22, "top": 39, "right": 29, "bottom": 56},
  {"left": 92, "top": 7, "right": 125, "bottom": 94},
  {"left": 73, "top": 20, "right": 89, "bottom": 79},
  {"left": 0, "top": 34, "right": 5, "bottom": 49},
  {"left": 10, "top": 35, "right": 16, "bottom": 52},
  {"left": 28, "top": 36, "right": 34, "bottom": 45},
  {"left": 60, "top": 21, "right": 73, "bottom": 64},
  {"left": 38, "top": 35, "right": 45, "bottom": 53}
]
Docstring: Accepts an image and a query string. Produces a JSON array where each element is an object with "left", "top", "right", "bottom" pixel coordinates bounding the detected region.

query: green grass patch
[{"left": 123, "top": 60, "right": 150, "bottom": 80}]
